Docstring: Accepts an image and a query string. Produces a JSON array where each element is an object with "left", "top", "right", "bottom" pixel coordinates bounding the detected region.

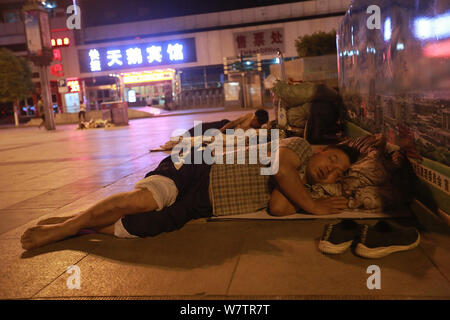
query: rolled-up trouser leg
[{"left": 134, "top": 175, "right": 178, "bottom": 211}]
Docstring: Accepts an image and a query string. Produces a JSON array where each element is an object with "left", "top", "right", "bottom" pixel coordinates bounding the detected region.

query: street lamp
[{"left": 22, "top": 0, "right": 55, "bottom": 130}]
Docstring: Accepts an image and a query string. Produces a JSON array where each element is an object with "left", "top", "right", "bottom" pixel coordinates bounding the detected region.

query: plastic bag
[
  {"left": 286, "top": 103, "right": 311, "bottom": 128},
  {"left": 271, "top": 80, "right": 340, "bottom": 108}
]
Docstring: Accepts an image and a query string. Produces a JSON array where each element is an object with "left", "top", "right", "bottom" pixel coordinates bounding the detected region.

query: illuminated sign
[
  {"left": 89, "top": 49, "right": 101, "bottom": 71},
  {"left": 50, "top": 48, "right": 64, "bottom": 77},
  {"left": 52, "top": 37, "right": 70, "bottom": 47},
  {"left": 67, "top": 80, "right": 80, "bottom": 92},
  {"left": 122, "top": 69, "right": 176, "bottom": 84},
  {"left": 78, "top": 38, "right": 196, "bottom": 73}
]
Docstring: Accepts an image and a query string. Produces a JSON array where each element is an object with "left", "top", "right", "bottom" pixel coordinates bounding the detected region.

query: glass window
[{"left": 3, "top": 10, "right": 20, "bottom": 23}]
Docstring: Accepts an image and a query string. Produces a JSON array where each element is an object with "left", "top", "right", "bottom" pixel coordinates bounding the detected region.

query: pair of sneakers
[{"left": 319, "top": 220, "right": 421, "bottom": 258}]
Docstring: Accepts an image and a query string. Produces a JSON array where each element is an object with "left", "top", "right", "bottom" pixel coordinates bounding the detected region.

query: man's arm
[
  {"left": 219, "top": 114, "right": 251, "bottom": 132},
  {"left": 269, "top": 188, "right": 298, "bottom": 216},
  {"left": 271, "top": 147, "right": 348, "bottom": 215}
]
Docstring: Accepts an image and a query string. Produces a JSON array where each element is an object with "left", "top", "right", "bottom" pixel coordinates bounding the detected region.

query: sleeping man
[
  {"left": 158, "top": 109, "right": 269, "bottom": 150},
  {"left": 21, "top": 136, "right": 359, "bottom": 250}
]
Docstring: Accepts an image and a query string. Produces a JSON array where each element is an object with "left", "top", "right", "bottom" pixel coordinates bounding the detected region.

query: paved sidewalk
[
  {"left": 133, "top": 106, "right": 231, "bottom": 117},
  {"left": 0, "top": 110, "right": 448, "bottom": 299},
  {"left": 6, "top": 105, "right": 270, "bottom": 128}
]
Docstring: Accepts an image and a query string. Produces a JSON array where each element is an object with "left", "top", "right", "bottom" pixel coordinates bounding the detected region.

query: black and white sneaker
[
  {"left": 319, "top": 220, "right": 361, "bottom": 254},
  {"left": 355, "top": 221, "right": 421, "bottom": 259}
]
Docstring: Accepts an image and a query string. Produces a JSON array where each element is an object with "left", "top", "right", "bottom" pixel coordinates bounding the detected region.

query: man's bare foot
[
  {"left": 21, "top": 223, "right": 77, "bottom": 250},
  {"left": 160, "top": 140, "right": 180, "bottom": 150},
  {"left": 37, "top": 215, "right": 76, "bottom": 226}
]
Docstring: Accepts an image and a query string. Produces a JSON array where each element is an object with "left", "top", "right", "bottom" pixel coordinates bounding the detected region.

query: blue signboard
[{"left": 78, "top": 38, "right": 196, "bottom": 73}]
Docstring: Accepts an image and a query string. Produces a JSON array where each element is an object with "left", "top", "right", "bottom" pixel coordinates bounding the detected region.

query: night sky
[{"left": 79, "top": 0, "right": 309, "bottom": 27}]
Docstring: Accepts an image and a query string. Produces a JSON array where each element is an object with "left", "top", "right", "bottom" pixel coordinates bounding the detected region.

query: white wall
[
  {"left": 81, "top": 0, "right": 351, "bottom": 43},
  {"left": 0, "top": 1, "right": 350, "bottom": 80},
  {"left": 76, "top": 14, "right": 344, "bottom": 79}
]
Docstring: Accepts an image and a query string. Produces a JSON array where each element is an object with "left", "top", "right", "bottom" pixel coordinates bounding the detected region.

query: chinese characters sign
[
  {"left": 50, "top": 48, "right": 64, "bottom": 77},
  {"left": 67, "top": 80, "right": 80, "bottom": 93},
  {"left": 409, "top": 159, "right": 450, "bottom": 195},
  {"left": 123, "top": 69, "right": 175, "bottom": 84},
  {"left": 78, "top": 38, "right": 196, "bottom": 73},
  {"left": 233, "top": 28, "right": 284, "bottom": 55}
]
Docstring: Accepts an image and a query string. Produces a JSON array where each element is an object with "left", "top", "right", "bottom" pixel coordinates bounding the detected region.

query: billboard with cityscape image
[{"left": 337, "top": 0, "right": 450, "bottom": 214}]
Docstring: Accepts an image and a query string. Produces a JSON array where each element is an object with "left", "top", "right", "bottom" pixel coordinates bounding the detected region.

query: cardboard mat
[{"left": 208, "top": 208, "right": 412, "bottom": 221}]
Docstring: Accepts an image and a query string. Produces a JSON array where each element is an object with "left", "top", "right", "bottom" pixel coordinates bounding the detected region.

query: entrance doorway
[{"left": 64, "top": 92, "right": 80, "bottom": 113}]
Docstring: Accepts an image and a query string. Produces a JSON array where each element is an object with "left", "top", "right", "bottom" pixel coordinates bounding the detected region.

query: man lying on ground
[
  {"left": 21, "top": 137, "right": 359, "bottom": 250},
  {"left": 217, "top": 109, "right": 269, "bottom": 133},
  {"left": 158, "top": 109, "right": 269, "bottom": 150}
]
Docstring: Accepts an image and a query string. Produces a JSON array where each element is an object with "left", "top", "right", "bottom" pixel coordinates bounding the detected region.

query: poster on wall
[
  {"left": 39, "top": 12, "right": 51, "bottom": 49},
  {"left": 23, "top": 11, "right": 42, "bottom": 55},
  {"left": 337, "top": 1, "right": 450, "bottom": 215},
  {"left": 224, "top": 82, "right": 241, "bottom": 102}
]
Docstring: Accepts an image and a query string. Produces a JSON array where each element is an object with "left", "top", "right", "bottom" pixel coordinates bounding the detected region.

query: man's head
[
  {"left": 306, "top": 145, "right": 359, "bottom": 184},
  {"left": 250, "top": 109, "right": 269, "bottom": 128}
]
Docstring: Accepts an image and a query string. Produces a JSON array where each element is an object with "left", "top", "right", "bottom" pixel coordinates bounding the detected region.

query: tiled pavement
[{"left": 0, "top": 109, "right": 449, "bottom": 299}]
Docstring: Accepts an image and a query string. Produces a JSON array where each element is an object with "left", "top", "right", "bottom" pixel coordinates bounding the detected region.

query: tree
[
  {"left": 295, "top": 30, "right": 337, "bottom": 58},
  {"left": 0, "top": 48, "right": 34, "bottom": 126}
]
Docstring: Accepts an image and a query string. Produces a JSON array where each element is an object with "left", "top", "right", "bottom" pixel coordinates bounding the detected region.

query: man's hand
[{"left": 310, "top": 197, "right": 348, "bottom": 215}]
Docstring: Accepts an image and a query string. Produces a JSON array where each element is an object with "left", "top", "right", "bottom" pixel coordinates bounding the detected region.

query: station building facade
[{"left": 0, "top": 0, "right": 351, "bottom": 114}]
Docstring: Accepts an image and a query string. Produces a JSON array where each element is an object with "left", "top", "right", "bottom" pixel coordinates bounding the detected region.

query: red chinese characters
[
  {"left": 234, "top": 28, "right": 284, "bottom": 55},
  {"left": 253, "top": 32, "right": 265, "bottom": 47},
  {"left": 50, "top": 63, "right": 64, "bottom": 77},
  {"left": 50, "top": 48, "right": 64, "bottom": 77},
  {"left": 271, "top": 30, "right": 283, "bottom": 44},
  {"left": 52, "top": 48, "right": 62, "bottom": 61},
  {"left": 236, "top": 35, "right": 247, "bottom": 49}
]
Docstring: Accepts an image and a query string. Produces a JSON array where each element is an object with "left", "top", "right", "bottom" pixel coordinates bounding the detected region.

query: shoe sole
[
  {"left": 319, "top": 240, "right": 353, "bottom": 254},
  {"left": 355, "top": 233, "right": 421, "bottom": 259}
]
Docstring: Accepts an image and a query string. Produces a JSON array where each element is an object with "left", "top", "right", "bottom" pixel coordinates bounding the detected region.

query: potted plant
[{"left": 270, "top": 30, "right": 338, "bottom": 88}]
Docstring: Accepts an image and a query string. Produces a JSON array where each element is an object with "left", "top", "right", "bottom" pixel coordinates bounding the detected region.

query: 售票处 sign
[{"left": 233, "top": 28, "right": 284, "bottom": 56}]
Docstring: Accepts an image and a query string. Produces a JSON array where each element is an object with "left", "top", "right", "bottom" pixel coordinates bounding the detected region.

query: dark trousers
[
  {"left": 78, "top": 111, "right": 86, "bottom": 121},
  {"left": 121, "top": 152, "right": 213, "bottom": 237},
  {"left": 186, "top": 119, "right": 230, "bottom": 136}
]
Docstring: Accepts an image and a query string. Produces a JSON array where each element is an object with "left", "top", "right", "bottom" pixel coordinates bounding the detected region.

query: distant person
[
  {"left": 163, "top": 85, "right": 174, "bottom": 110},
  {"left": 219, "top": 109, "right": 269, "bottom": 133},
  {"left": 79, "top": 100, "right": 87, "bottom": 122},
  {"left": 164, "top": 94, "right": 173, "bottom": 111},
  {"left": 37, "top": 98, "right": 45, "bottom": 129}
]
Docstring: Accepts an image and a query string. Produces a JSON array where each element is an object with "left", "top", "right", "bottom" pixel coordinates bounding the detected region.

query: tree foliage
[
  {"left": 0, "top": 48, "right": 34, "bottom": 104},
  {"left": 295, "top": 30, "right": 337, "bottom": 58}
]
